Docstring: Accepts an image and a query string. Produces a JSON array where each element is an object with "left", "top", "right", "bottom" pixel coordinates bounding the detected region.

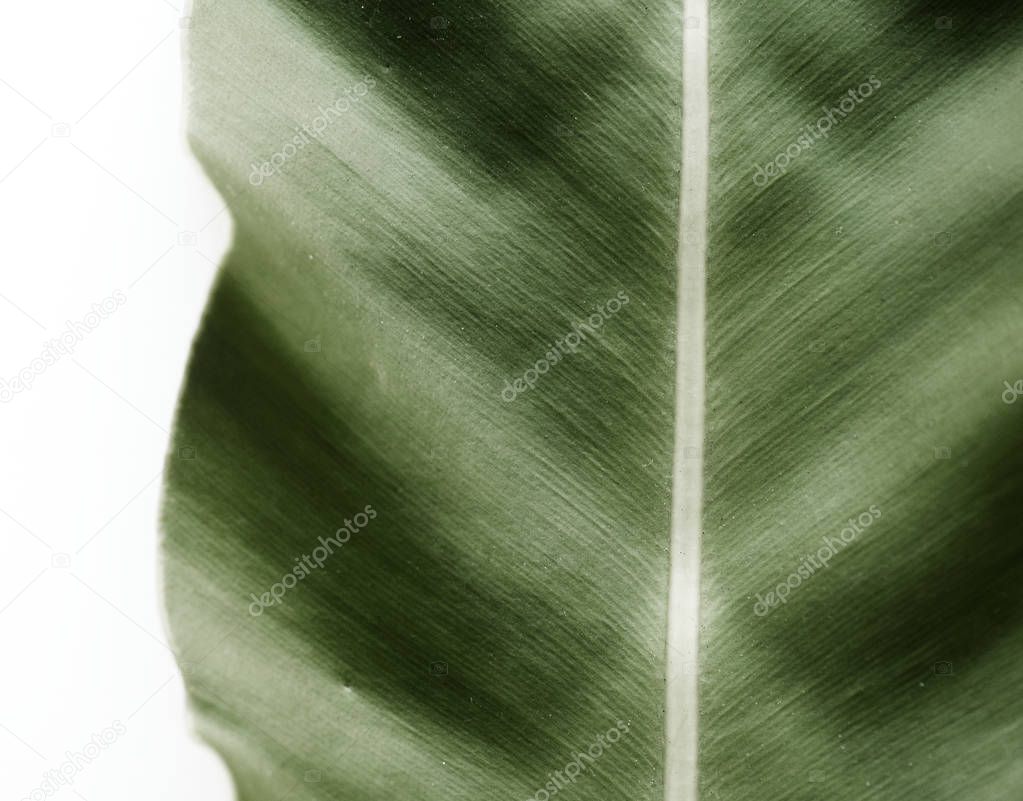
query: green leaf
[
  {"left": 162, "top": 1, "right": 1023, "bottom": 800},
  {"left": 700, "top": 4, "right": 1023, "bottom": 800},
  {"left": 166, "top": 1, "right": 680, "bottom": 799}
]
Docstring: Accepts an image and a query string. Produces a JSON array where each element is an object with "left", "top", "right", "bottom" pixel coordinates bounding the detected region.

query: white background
[{"left": 0, "top": 1, "right": 235, "bottom": 799}]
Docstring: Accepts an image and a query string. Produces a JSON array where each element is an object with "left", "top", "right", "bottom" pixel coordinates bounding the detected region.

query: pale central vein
[{"left": 665, "top": 0, "right": 709, "bottom": 798}]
